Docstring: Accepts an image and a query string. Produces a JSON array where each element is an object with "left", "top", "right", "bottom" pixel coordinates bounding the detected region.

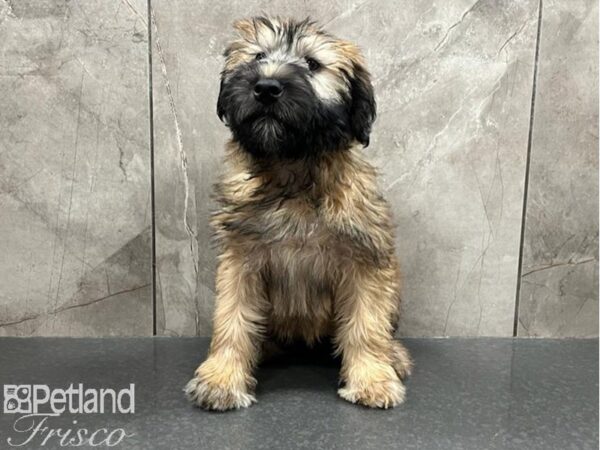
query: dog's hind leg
[{"left": 391, "top": 340, "right": 413, "bottom": 380}]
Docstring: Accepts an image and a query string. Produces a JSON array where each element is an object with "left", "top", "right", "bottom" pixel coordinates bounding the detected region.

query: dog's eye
[
  {"left": 305, "top": 57, "right": 320, "bottom": 71},
  {"left": 255, "top": 52, "right": 266, "bottom": 61}
]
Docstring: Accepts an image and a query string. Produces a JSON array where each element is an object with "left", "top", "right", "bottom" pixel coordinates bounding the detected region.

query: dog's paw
[
  {"left": 338, "top": 377, "right": 406, "bottom": 409},
  {"left": 184, "top": 376, "right": 256, "bottom": 411}
]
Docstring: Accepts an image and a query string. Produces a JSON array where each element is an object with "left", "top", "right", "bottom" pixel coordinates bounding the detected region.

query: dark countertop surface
[{"left": 0, "top": 337, "right": 597, "bottom": 450}]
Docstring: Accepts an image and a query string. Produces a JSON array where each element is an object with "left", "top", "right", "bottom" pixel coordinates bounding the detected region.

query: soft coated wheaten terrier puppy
[{"left": 185, "top": 16, "right": 412, "bottom": 410}]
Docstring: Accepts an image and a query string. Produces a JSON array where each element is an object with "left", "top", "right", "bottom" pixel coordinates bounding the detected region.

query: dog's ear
[
  {"left": 216, "top": 77, "right": 228, "bottom": 124},
  {"left": 349, "top": 63, "right": 376, "bottom": 147}
]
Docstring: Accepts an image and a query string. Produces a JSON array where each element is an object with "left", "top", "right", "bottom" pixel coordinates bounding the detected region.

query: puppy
[{"left": 185, "top": 16, "right": 412, "bottom": 410}]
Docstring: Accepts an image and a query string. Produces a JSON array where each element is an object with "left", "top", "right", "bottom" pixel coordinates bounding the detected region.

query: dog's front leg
[
  {"left": 185, "top": 250, "right": 267, "bottom": 411},
  {"left": 335, "top": 265, "right": 407, "bottom": 408}
]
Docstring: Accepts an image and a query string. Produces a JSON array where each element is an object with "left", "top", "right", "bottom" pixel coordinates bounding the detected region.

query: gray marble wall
[
  {"left": 0, "top": 0, "right": 597, "bottom": 337},
  {"left": 516, "top": 0, "right": 599, "bottom": 337},
  {"left": 0, "top": 0, "right": 152, "bottom": 336}
]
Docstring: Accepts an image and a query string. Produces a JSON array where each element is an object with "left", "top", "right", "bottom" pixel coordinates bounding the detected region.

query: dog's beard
[
  {"left": 234, "top": 113, "right": 315, "bottom": 158},
  {"left": 244, "top": 116, "right": 289, "bottom": 155},
  {"left": 218, "top": 64, "right": 353, "bottom": 159}
]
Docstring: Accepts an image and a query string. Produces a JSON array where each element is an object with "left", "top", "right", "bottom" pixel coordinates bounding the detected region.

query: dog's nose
[{"left": 253, "top": 79, "right": 283, "bottom": 103}]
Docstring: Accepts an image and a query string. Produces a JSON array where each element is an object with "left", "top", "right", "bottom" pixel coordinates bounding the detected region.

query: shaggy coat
[{"left": 186, "top": 16, "right": 411, "bottom": 410}]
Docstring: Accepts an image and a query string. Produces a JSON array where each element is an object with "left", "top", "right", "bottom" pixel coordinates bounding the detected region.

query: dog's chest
[
  {"left": 264, "top": 197, "right": 334, "bottom": 264},
  {"left": 260, "top": 198, "right": 340, "bottom": 318}
]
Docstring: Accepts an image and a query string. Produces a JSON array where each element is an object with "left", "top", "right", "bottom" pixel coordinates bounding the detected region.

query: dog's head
[{"left": 217, "top": 16, "right": 376, "bottom": 159}]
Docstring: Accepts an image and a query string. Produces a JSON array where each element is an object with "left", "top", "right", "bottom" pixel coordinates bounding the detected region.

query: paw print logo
[{"left": 3, "top": 385, "right": 32, "bottom": 414}]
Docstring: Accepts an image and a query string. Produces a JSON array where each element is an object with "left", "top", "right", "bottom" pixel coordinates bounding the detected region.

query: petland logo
[{"left": 2, "top": 384, "right": 135, "bottom": 447}]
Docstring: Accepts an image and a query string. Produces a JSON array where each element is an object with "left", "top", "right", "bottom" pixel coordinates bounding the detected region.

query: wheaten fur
[{"left": 186, "top": 16, "right": 412, "bottom": 411}]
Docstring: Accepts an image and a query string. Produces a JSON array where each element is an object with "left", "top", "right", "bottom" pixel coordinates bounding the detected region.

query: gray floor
[{"left": 0, "top": 338, "right": 597, "bottom": 450}]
